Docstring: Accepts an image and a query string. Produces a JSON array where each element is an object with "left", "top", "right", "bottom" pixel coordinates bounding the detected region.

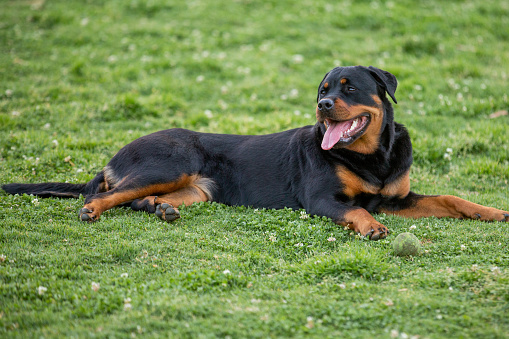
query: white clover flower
[
  {"left": 338, "top": 283, "right": 346, "bottom": 289},
  {"left": 327, "top": 237, "right": 336, "bottom": 242},
  {"left": 292, "top": 54, "right": 304, "bottom": 63},
  {"left": 305, "top": 317, "right": 314, "bottom": 329},
  {"left": 460, "top": 244, "right": 466, "bottom": 251},
  {"left": 491, "top": 266, "right": 501, "bottom": 274},
  {"left": 0, "top": 254, "right": 6, "bottom": 262},
  {"left": 121, "top": 273, "right": 128, "bottom": 278},
  {"left": 91, "top": 282, "right": 100, "bottom": 292},
  {"left": 32, "top": 198, "right": 39, "bottom": 206},
  {"left": 37, "top": 286, "right": 47, "bottom": 295},
  {"left": 222, "top": 269, "right": 231, "bottom": 275},
  {"left": 409, "top": 225, "right": 417, "bottom": 230}
]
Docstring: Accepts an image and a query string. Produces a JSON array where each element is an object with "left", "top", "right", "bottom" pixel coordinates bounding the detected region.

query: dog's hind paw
[
  {"left": 79, "top": 207, "right": 98, "bottom": 222},
  {"left": 155, "top": 203, "right": 180, "bottom": 222}
]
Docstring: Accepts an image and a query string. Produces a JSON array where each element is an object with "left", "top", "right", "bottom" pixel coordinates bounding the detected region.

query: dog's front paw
[
  {"left": 341, "top": 209, "right": 390, "bottom": 241},
  {"left": 364, "top": 223, "right": 390, "bottom": 240},
  {"left": 469, "top": 207, "right": 509, "bottom": 222}
]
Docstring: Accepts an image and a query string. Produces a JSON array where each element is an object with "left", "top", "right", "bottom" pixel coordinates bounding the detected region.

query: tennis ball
[{"left": 393, "top": 232, "right": 421, "bottom": 257}]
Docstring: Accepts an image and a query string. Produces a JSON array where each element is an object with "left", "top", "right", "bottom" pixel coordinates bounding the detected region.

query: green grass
[{"left": 1, "top": 0, "right": 509, "bottom": 337}]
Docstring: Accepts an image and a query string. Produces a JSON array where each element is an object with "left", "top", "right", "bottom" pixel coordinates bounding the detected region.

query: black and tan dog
[{"left": 3, "top": 66, "right": 508, "bottom": 240}]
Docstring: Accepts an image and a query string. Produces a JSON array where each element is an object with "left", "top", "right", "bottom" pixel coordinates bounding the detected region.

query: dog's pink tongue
[{"left": 321, "top": 121, "right": 351, "bottom": 150}]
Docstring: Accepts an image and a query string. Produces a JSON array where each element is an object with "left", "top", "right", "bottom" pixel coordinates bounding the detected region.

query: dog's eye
[
  {"left": 320, "top": 89, "right": 326, "bottom": 95},
  {"left": 347, "top": 86, "right": 357, "bottom": 92}
]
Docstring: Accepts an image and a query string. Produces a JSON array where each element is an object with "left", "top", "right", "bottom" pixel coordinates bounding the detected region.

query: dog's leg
[
  {"left": 79, "top": 174, "right": 209, "bottom": 222},
  {"left": 380, "top": 192, "right": 509, "bottom": 222},
  {"left": 130, "top": 184, "right": 211, "bottom": 222},
  {"left": 310, "top": 200, "right": 390, "bottom": 240}
]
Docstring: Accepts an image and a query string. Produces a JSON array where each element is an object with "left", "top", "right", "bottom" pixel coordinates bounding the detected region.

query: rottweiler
[{"left": 3, "top": 66, "right": 508, "bottom": 240}]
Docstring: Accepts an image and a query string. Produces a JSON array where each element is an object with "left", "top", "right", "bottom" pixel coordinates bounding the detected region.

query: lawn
[{"left": 1, "top": 0, "right": 508, "bottom": 337}]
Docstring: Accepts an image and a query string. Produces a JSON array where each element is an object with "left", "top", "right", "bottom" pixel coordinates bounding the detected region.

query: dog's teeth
[{"left": 348, "top": 119, "right": 358, "bottom": 133}]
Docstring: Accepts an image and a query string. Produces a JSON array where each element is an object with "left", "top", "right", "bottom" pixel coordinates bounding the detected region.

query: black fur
[{"left": 2, "top": 172, "right": 105, "bottom": 198}]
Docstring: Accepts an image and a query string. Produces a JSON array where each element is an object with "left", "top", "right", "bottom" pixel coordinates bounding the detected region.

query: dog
[{"left": 3, "top": 66, "right": 508, "bottom": 240}]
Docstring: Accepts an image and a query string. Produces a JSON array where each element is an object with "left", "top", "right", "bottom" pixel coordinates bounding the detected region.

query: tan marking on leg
[{"left": 381, "top": 195, "right": 509, "bottom": 221}]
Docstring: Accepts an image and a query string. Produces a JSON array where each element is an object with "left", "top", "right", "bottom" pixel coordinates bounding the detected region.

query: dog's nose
[{"left": 318, "top": 98, "right": 334, "bottom": 111}]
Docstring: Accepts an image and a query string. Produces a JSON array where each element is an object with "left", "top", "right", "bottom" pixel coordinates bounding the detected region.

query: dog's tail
[{"left": 2, "top": 172, "right": 105, "bottom": 199}]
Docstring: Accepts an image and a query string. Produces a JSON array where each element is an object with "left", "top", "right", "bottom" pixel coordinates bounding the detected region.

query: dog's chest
[{"left": 336, "top": 166, "right": 409, "bottom": 199}]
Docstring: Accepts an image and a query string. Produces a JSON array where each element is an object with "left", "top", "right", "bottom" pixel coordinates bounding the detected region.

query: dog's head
[{"left": 316, "top": 66, "right": 397, "bottom": 154}]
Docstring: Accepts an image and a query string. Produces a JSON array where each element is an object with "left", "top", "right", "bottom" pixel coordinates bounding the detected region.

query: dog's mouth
[{"left": 321, "top": 114, "right": 370, "bottom": 150}]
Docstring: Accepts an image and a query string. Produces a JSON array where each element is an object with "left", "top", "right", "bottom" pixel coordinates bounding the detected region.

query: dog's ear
[
  {"left": 317, "top": 70, "right": 331, "bottom": 102},
  {"left": 368, "top": 66, "right": 398, "bottom": 104}
]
